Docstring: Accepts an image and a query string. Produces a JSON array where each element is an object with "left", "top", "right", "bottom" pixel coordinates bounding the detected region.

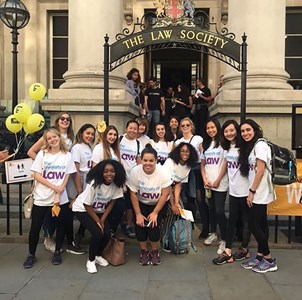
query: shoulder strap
[
  {"left": 189, "top": 135, "right": 194, "bottom": 144},
  {"left": 136, "top": 140, "right": 140, "bottom": 156},
  {"left": 119, "top": 135, "right": 123, "bottom": 142}
]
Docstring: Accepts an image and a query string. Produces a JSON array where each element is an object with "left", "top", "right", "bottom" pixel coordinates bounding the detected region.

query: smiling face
[
  {"left": 82, "top": 127, "right": 95, "bottom": 145},
  {"left": 138, "top": 123, "right": 146, "bottom": 134},
  {"left": 125, "top": 122, "right": 138, "bottom": 140},
  {"left": 169, "top": 118, "right": 179, "bottom": 130},
  {"left": 180, "top": 120, "right": 192, "bottom": 134},
  {"left": 206, "top": 121, "right": 217, "bottom": 139},
  {"left": 155, "top": 124, "right": 165, "bottom": 139},
  {"left": 106, "top": 129, "right": 118, "bottom": 144},
  {"left": 58, "top": 113, "right": 71, "bottom": 131},
  {"left": 224, "top": 123, "right": 237, "bottom": 144},
  {"left": 46, "top": 131, "right": 60, "bottom": 149},
  {"left": 179, "top": 144, "right": 190, "bottom": 164},
  {"left": 103, "top": 164, "right": 116, "bottom": 184},
  {"left": 142, "top": 153, "right": 157, "bottom": 174},
  {"left": 241, "top": 123, "right": 255, "bottom": 142}
]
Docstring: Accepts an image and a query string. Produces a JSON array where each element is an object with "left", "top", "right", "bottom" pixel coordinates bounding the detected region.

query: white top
[
  {"left": 71, "top": 143, "right": 93, "bottom": 172},
  {"left": 61, "top": 133, "right": 72, "bottom": 151},
  {"left": 225, "top": 144, "right": 249, "bottom": 197},
  {"left": 149, "top": 140, "right": 174, "bottom": 165},
  {"left": 72, "top": 180, "right": 123, "bottom": 213},
  {"left": 174, "top": 135, "right": 203, "bottom": 163},
  {"left": 92, "top": 143, "right": 119, "bottom": 165},
  {"left": 31, "top": 150, "right": 76, "bottom": 206},
  {"left": 128, "top": 164, "right": 172, "bottom": 205},
  {"left": 120, "top": 136, "right": 141, "bottom": 183},
  {"left": 202, "top": 141, "right": 228, "bottom": 192},
  {"left": 163, "top": 158, "right": 190, "bottom": 183},
  {"left": 248, "top": 140, "right": 275, "bottom": 204},
  {"left": 138, "top": 135, "right": 151, "bottom": 150}
]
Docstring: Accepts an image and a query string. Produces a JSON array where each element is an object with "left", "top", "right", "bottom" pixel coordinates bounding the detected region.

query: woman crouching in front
[
  {"left": 72, "top": 159, "right": 126, "bottom": 273},
  {"left": 129, "top": 144, "right": 172, "bottom": 266}
]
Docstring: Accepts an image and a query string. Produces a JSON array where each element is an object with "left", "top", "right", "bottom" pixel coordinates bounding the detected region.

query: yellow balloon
[
  {"left": 5, "top": 114, "right": 22, "bottom": 133},
  {"left": 27, "top": 114, "right": 45, "bottom": 133},
  {"left": 29, "top": 83, "right": 46, "bottom": 101},
  {"left": 23, "top": 123, "right": 35, "bottom": 134},
  {"left": 14, "top": 103, "right": 32, "bottom": 123}
]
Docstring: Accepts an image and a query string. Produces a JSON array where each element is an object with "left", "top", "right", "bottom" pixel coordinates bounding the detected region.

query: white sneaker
[
  {"left": 217, "top": 240, "right": 226, "bottom": 255},
  {"left": 95, "top": 255, "right": 109, "bottom": 267},
  {"left": 44, "top": 238, "right": 55, "bottom": 253},
  {"left": 86, "top": 260, "right": 97, "bottom": 274},
  {"left": 204, "top": 233, "right": 218, "bottom": 245}
]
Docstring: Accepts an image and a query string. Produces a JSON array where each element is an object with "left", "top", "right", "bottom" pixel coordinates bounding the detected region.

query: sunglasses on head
[{"left": 59, "top": 117, "right": 71, "bottom": 122}]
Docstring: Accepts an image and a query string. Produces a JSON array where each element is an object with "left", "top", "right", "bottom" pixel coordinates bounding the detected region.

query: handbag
[
  {"left": 102, "top": 236, "right": 126, "bottom": 266},
  {"left": 24, "top": 181, "right": 35, "bottom": 219}
]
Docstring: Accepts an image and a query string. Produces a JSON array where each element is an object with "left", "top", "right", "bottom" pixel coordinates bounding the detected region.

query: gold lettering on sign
[
  {"left": 151, "top": 30, "right": 173, "bottom": 41},
  {"left": 122, "top": 35, "right": 145, "bottom": 49}
]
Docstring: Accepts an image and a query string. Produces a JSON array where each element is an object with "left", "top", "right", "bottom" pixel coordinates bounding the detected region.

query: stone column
[
  {"left": 223, "top": 0, "right": 292, "bottom": 90},
  {"left": 60, "top": 0, "right": 125, "bottom": 89}
]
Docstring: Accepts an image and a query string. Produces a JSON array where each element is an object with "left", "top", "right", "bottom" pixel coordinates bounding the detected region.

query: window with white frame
[
  {"left": 49, "top": 12, "right": 68, "bottom": 89},
  {"left": 285, "top": 8, "right": 302, "bottom": 89}
]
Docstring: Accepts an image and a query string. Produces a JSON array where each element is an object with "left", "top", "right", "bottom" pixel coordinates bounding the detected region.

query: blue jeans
[{"left": 149, "top": 110, "right": 160, "bottom": 123}]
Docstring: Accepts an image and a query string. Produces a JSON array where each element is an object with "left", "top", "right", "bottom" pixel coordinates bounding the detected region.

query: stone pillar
[
  {"left": 60, "top": 0, "right": 125, "bottom": 89},
  {"left": 223, "top": 0, "right": 292, "bottom": 90},
  {"left": 42, "top": 0, "right": 138, "bottom": 133}
]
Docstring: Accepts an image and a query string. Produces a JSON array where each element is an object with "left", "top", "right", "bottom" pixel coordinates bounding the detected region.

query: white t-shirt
[
  {"left": 72, "top": 180, "right": 123, "bottom": 213},
  {"left": 202, "top": 141, "right": 228, "bottom": 192},
  {"left": 138, "top": 135, "right": 151, "bottom": 150},
  {"left": 61, "top": 133, "right": 72, "bottom": 151},
  {"left": 225, "top": 144, "right": 249, "bottom": 197},
  {"left": 248, "top": 140, "right": 275, "bottom": 204},
  {"left": 31, "top": 150, "right": 76, "bottom": 206},
  {"left": 120, "top": 136, "right": 141, "bottom": 182},
  {"left": 149, "top": 140, "right": 173, "bottom": 165},
  {"left": 71, "top": 143, "right": 93, "bottom": 172},
  {"left": 163, "top": 158, "right": 190, "bottom": 183},
  {"left": 92, "top": 143, "right": 119, "bottom": 165},
  {"left": 174, "top": 135, "right": 203, "bottom": 162},
  {"left": 128, "top": 164, "right": 172, "bottom": 205}
]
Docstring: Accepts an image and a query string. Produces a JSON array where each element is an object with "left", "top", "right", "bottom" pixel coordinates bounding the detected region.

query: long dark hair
[
  {"left": 75, "top": 123, "right": 96, "bottom": 145},
  {"left": 153, "top": 122, "right": 168, "bottom": 143},
  {"left": 238, "top": 119, "right": 264, "bottom": 177},
  {"left": 169, "top": 142, "right": 198, "bottom": 168},
  {"left": 86, "top": 159, "right": 126, "bottom": 188},
  {"left": 220, "top": 119, "right": 241, "bottom": 150},
  {"left": 202, "top": 117, "right": 221, "bottom": 152}
]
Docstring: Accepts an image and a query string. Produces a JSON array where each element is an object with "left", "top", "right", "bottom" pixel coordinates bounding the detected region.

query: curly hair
[
  {"left": 220, "top": 119, "right": 241, "bottom": 150},
  {"left": 202, "top": 117, "right": 221, "bottom": 152},
  {"left": 169, "top": 142, "right": 198, "bottom": 168},
  {"left": 86, "top": 159, "right": 126, "bottom": 188},
  {"left": 126, "top": 68, "right": 141, "bottom": 83},
  {"left": 238, "top": 119, "right": 264, "bottom": 177}
]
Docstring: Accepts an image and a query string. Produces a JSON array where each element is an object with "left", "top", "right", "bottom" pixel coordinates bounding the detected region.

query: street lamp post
[{"left": 0, "top": 0, "right": 30, "bottom": 110}]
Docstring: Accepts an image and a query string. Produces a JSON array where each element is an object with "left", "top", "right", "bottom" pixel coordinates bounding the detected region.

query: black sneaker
[
  {"left": 51, "top": 251, "right": 62, "bottom": 265},
  {"left": 233, "top": 247, "right": 251, "bottom": 261},
  {"left": 198, "top": 230, "right": 209, "bottom": 240},
  {"left": 23, "top": 254, "right": 37, "bottom": 269},
  {"left": 149, "top": 250, "right": 161, "bottom": 266},
  {"left": 73, "top": 233, "right": 84, "bottom": 249},
  {"left": 66, "top": 243, "right": 86, "bottom": 255},
  {"left": 212, "top": 251, "right": 234, "bottom": 265},
  {"left": 139, "top": 249, "right": 149, "bottom": 266}
]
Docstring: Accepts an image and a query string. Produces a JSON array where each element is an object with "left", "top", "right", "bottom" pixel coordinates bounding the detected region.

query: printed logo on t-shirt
[
  {"left": 137, "top": 179, "right": 161, "bottom": 201},
  {"left": 206, "top": 157, "right": 220, "bottom": 164},
  {"left": 87, "top": 160, "right": 93, "bottom": 169},
  {"left": 43, "top": 162, "right": 66, "bottom": 179}
]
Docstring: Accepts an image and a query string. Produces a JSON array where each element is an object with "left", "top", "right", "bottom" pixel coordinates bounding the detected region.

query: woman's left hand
[
  {"left": 247, "top": 193, "right": 253, "bottom": 208},
  {"left": 147, "top": 212, "right": 158, "bottom": 228}
]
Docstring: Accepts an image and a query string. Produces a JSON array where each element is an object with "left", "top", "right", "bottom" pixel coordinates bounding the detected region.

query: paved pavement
[{"left": 0, "top": 243, "right": 302, "bottom": 300}]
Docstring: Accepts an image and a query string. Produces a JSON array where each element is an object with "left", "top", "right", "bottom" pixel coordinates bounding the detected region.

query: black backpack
[{"left": 257, "top": 138, "right": 297, "bottom": 186}]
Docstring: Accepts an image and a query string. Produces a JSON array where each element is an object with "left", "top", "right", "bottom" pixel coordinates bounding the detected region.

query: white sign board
[{"left": 5, "top": 158, "right": 33, "bottom": 183}]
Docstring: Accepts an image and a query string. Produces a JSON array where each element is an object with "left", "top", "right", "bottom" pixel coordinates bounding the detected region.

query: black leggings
[
  {"left": 225, "top": 195, "right": 250, "bottom": 249},
  {"left": 248, "top": 203, "right": 270, "bottom": 256},
  {"left": 28, "top": 203, "right": 73, "bottom": 255},
  {"left": 134, "top": 202, "right": 167, "bottom": 243},
  {"left": 75, "top": 212, "right": 110, "bottom": 261}
]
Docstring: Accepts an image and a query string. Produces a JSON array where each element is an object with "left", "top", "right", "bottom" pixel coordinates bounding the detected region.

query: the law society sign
[
  {"left": 5, "top": 158, "right": 33, "bottom": 184},
  {"left": 110, "top": 26, "right": 241, "bottom": 70}
]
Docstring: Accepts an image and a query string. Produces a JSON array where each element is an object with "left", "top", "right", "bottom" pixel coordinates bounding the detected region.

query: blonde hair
[
  {"left": 42, "top": 128, "right": 68, "bottom": 153},
  {"left": 180, "top": 117, "right": 195, "bottom": 134}
]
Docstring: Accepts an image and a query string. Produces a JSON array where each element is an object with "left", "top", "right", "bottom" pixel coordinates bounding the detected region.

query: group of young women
[{"left": 22, "top": 111, "right": 277, "bottom": 274}]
